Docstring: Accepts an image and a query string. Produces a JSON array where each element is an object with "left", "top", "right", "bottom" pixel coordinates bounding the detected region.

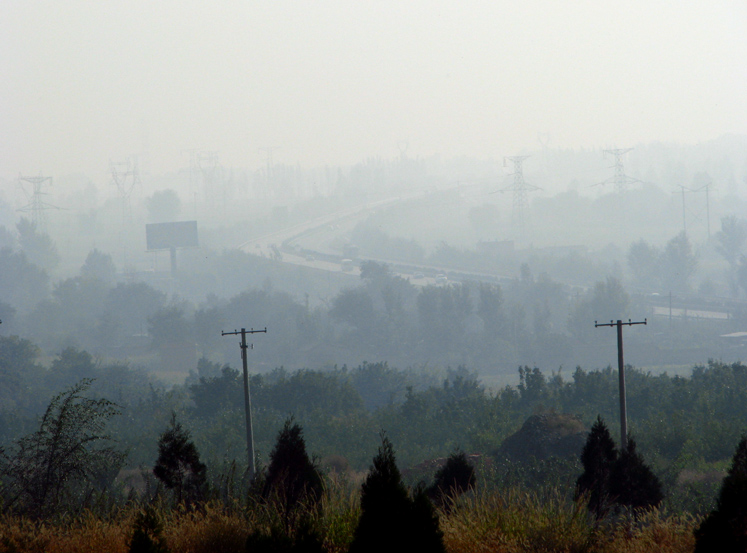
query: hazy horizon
[{"left": 2, "top": 1, "right": 746, "bottom": 184}]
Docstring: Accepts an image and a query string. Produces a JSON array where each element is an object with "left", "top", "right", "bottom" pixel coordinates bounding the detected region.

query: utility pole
[
  {"left": 594, "top": 319, "right": 646, "bottom": 451},
  {"left": 221, "top": 327, "right": 267, "bottom": 480}
]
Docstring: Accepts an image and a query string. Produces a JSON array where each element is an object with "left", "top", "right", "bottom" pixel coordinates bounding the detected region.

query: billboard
[{"left": 146, "top": 221, "right": 199, "bottom": 251}]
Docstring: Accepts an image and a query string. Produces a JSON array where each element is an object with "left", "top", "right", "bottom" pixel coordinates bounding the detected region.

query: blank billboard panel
[{"left": 146, "top": 221, "right": 199, "bottom": 250}]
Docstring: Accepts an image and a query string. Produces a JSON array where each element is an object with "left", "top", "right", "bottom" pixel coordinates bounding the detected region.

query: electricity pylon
[
  {"left": 17, "top": 173, "right": 57, "bottom": 232},
  {"left": 502, "top": 156, "right": 540, "bottom": 242},
  {"left": 110, "top": 157, "right": 141, "bottom": 226},
  {"left": 595, "top": 148, "right": 640, "bottom": 194}
]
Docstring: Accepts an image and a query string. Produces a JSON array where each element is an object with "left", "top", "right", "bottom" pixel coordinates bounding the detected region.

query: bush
[
  {"left": 0, "top": 378, "right": 123, "bottom": 518},
  {"left": 263, "top": 418, "right": 323, "bottom": 531},
  {"left": 349, "top": 434, "right": 444, "bottom": 553},
  {"left": 429, "top": 450, "right": 476, "bottom": 506},
  {"left": 153, "top": 414, "right": 207, "bottom": 505},
  {"left": 610, "top": 437, "right": 663, "bottom": 512},
  {"left": 575, "top": 416, "right": 617, "bottom": 519},
  {"left": 695, "top": 436, "right": 747, "bottom": 552}
]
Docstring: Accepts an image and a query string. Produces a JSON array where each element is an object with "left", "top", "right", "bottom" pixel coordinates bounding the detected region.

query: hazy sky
[{"left": 2, "top": 1, "right": 746, "bottom": 182}]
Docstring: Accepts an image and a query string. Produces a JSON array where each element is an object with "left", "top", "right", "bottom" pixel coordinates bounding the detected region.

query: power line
[{"left": 673, "top": 180, "right": 712, "bottom": 240}]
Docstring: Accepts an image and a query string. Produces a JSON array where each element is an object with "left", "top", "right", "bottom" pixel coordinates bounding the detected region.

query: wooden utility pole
[
  {"left": 594, "top": 319, "right": 646, "bottom": 451},
  {"left": 221, "top": 327, "right": 267, "bottom": 480}
]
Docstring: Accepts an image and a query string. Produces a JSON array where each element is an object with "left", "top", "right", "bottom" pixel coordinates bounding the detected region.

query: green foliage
[
  {"left": 147, "top": 305, "right": 192, "bottom": 348},
  {"left": 145, "top": 189, "right": 181, "bottom": 223},
  {"left": 429, "top": 449, "right": 476, "bottom": 505},
  {"left": 350, "top": 361, "right": 408, "bottom": 411},
  {"left": 153, "top": 414, "right": 207, "bottom": 504},
  {"left": 662, "top": 231, "right": 698, "bottom": 293},
  {"left": 610, "top": 436, "right": 663, "bottom": 512},
  {"left": 263, "top": 418, "right": 323, "bottom": 529},
  {"left": 0, "top": 247, "right": 49, "bottom": 312},
  {"left": 16, "top": 218, "right": 59, "bottom": 273},
  {"left": 189, "top": 366, "right": 243, "bottom": 419},
  {"left": 129, "top": 506, "right": 170, "bottom": 553},
  {"left": 244, "top": 521, "right": 324, "bottom": 553},
  {"left": 0, "top": 378, "right": 124, "bottom": 518},
  {"left": 628, "top": 239, "right": 662, "bottom": 289},
  {"left": 80, "top": 248, "right": 117, "bottom": 284},
  {"left": 350, "top": 435, "right": 445, "bottom": 553},
  {"left": 575, "top": 416, "right": 618, "bottom": 519},
  {"left": 576, "top": 419, "right": 662, "bottom": 519},
  {"left": 695, "top": 436, "right": 747, "bottom": 553}
]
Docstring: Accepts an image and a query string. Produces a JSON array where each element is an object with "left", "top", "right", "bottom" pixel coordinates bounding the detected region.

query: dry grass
[
  {"left": 0, "top": 512, "right": 130, "bottom": 553},
  {"left": 596, "top": 510, "right": 698, "bottom": 553},
  {"left": 0, "top": 485, "right": 700, "bottom": 553},
  {"left": 440, "top": 489, "right": 700, "bottom": 553}
]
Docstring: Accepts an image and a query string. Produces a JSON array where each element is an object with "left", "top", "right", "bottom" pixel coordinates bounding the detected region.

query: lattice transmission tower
[
  {"left": 110, "top": 157, "right": 141, "bottom": 226},
  {"left": 503, "top": 156, "right": 540, "bottom": 242},
  {"left": 182, "top": 150, "right": 221, "bottom": 215},
  {"left": 17, "top": 173, "right": 57, "bottom": 232},
  {"left": 596, "top": 148, "right": 640, "bottom": 194}
]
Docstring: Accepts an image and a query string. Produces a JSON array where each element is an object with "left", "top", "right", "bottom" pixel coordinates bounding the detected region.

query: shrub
[
  {"left": 695, "top": 436, "right": 747, "bottom": 552},
  {"left": 575, "top": 416, "right": 617, "bottom": 519},
  {"left": 610, "top": 436, "right": 663, "bottom": 512},
  {"left": 349, "top": 434, "right": 445, "bottom": 553},
  {"left": 0, "top": 378, "right": 123, "bottom": 518},
  {"left": 153, "top": 414, "right": 207, "bottom": 505},
  {"left": 429, "top": 450, "right": 476, "bottom": 506},
  {"left": 129, "top": 506, "right": 169, "bottom": 553},
  {"left": 262, "top": 417, "right": 323, "bottom": 531}
]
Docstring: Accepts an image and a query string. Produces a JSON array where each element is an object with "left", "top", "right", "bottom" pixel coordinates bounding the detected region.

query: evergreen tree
[
  {"left": 609, "top": 436, "right": 663, "bottom": 512},
  {"left": 129, "top": 506, "right": 169, "bottom": 553},
  {"left": 695, "top": 436, "right": 747, "bottom": 553},
  {"left": 350, "top": 434, "right": 445, "bottom": 553},
  {"left": 429, "top": 449, "right": 476, "bottom": 506},
  {"left": 263, "top": 418, "right": 323, "bottom": 530},
  {"left": 153, "top": 413, "right": 206, "bottom": 504},
  {"left": 575, "top": 416, "right": 618, "bottom": 519}
]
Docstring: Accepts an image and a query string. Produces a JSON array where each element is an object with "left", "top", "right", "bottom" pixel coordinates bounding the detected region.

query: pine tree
[
  {"left": 153, "top": 413, "right": 206, "bottom": 504},
  {"left": 129, "top": 506, "right": 169, "bottom": 553},
  {"left": 575, "top": 416, "right": 618, "bottom": 519},
  {"left": 429, "top": 449, "right": 476, "bottom": 507},
  {"left": 262, "top": 418, "right": 323, "bottom": 531},
  {"left": 610, "top": 436, "right": 663, "bottom": 512},
  {"left": 695, "top": 436, "right": 747, "bottom": 553},
  {"left": 349, "top": 434, "right": 445, "bottom": 553}
]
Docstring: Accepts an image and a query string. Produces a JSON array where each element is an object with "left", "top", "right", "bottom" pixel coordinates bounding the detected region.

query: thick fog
[
  {"left": 2, "top": 1, "right": 746, "bottom": 179},
  {"left": 0, "top": 2, "right": 746, "bottom": 386}
]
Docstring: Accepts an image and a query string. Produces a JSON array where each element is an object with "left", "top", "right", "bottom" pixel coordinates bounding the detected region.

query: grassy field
[{"left": 0, "top": 483, "right": 700, "bottom": 553}]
